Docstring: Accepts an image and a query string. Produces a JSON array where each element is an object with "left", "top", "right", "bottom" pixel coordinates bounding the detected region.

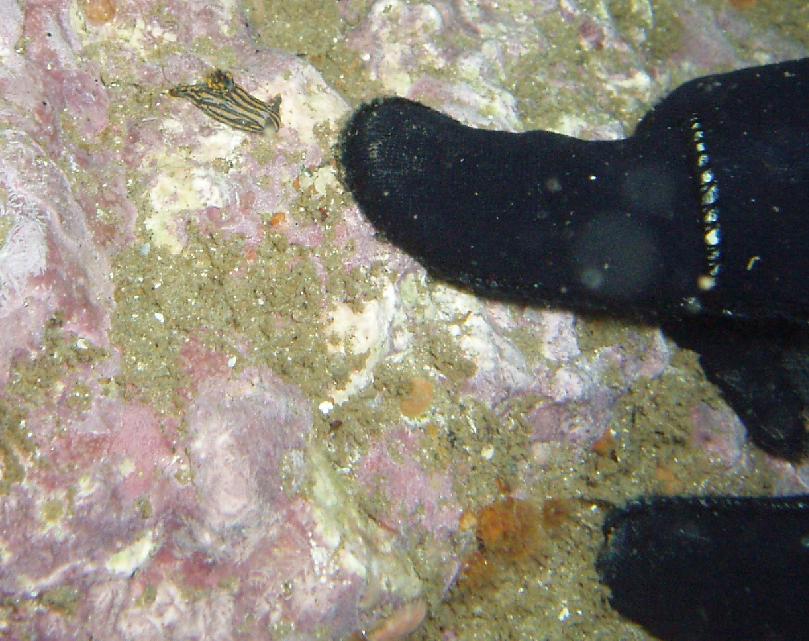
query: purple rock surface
[{"left": 0, "top": 1, "right": 806, "bottom": 640}]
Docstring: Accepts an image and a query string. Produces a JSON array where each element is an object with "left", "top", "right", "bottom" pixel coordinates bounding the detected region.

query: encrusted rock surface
[{"left": 0, "top": 1, "right": 806, "bottom": 639}]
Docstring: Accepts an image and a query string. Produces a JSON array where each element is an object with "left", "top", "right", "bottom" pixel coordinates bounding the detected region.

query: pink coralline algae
[
  {"left": 0, "top": 128, "right": 112, "bottom": 387},
  {"left": 0, "top": 0, "right": 807, "bottom": 640}
]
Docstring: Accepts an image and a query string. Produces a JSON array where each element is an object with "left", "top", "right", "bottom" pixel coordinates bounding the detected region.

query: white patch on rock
[
  {"left": 105, "top": 531, "right": 154, "bottom": 576},
  {"left": 0, "top": 192, "right": 46, "bottom": 310},
  {"left": 146, "top": 152, "right": 238, "bottom": 254},
  {"left": 327, "top": 280, "right": 399, "bottom": 404}
]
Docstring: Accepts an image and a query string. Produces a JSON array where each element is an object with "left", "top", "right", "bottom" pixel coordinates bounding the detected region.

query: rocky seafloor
[{"left": 0, "top": 0, "right": 807, "bottom": 640}]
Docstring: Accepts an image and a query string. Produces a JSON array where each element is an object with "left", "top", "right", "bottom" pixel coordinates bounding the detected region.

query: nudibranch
[{"left": 169, "top": 69, "right": 281, "bottom": 133}]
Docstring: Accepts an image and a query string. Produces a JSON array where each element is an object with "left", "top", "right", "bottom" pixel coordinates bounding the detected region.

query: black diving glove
[{"left": 339, "top": 58, "right": 809, "bottom": 460}]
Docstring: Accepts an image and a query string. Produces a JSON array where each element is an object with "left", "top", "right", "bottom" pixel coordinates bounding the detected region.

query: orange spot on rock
[
  {"left": 270, "top": 212, "right": 286, "bottom": 227},
  {"left": 476, "top": 497, "right": 541, "bottom": 560},
  {"left": 399, "top": 377, "right": 434, "bottom": 418},
  {"left": 592, "top": 429, "right": 617, "bottom": 458},
  {"left": 459, "top": 510, "right": 478, "bottom": 532},
  {"left": 457, "top": 488, "right": 581, "bottom": 596},
  {"left": 79, "top": 0, "right": 116, "bottom": 25},
  {"left": 458, "top": 497, "right": 544, "bottom": 590}
]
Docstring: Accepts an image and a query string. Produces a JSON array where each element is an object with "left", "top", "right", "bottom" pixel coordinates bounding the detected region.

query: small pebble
[{"left": 80, "top": 0, "right": 116, "bottom": 25}]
